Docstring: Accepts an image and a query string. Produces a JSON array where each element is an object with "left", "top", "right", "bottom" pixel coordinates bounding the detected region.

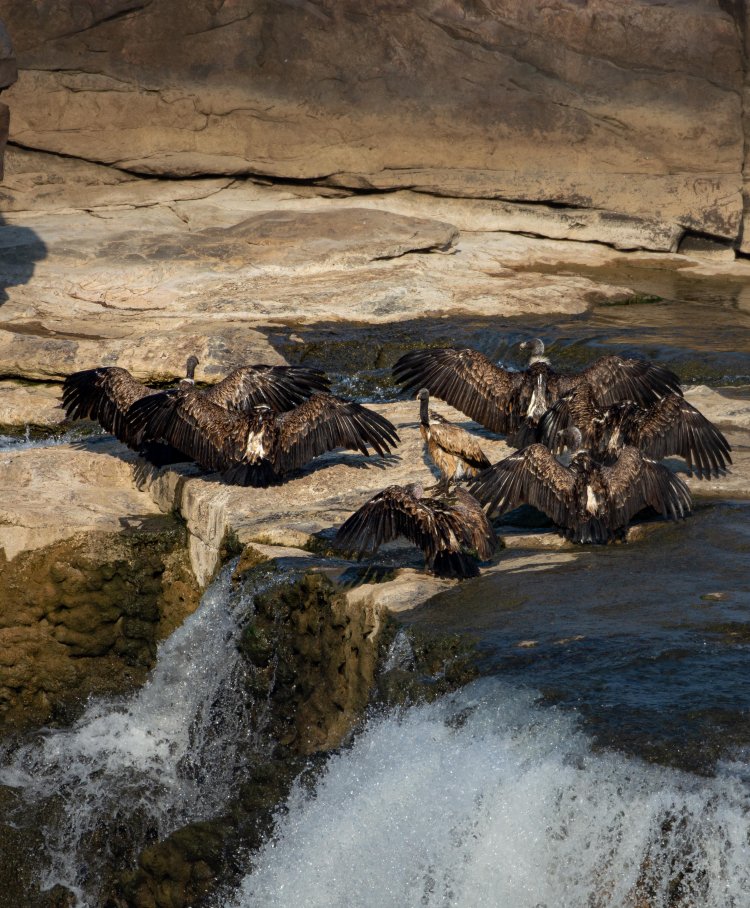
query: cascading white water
[
  {"left": 0, "top": 564, "right": 278, "bottom": 906},
  {"left": 231, "top": 678, "right": 750, "bottom": 908}
]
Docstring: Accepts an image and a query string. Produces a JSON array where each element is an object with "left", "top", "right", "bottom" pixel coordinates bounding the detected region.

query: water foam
[
  {"left": 232, "top": 680, "right": 750, "bottom": 908},
  {"left": 0, "top": 565, "right": 275, "bottom": 904}
]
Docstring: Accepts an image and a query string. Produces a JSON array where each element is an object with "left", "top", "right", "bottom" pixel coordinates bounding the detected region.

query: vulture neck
[{"left": 419, "top": 396, "right": 431, "bottom": 428}]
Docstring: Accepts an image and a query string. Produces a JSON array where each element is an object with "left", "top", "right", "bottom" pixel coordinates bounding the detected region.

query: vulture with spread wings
[
  {"left": 62, "top": 358, "right": 331, "bottom": 465},
  {"left": 469, "top": 428, "right": 692, "bottom": 544},
  {"left": 126, "top": 390, "right": 400, "bottom": 486},
  {"left": 539, "top": 385, "right": 731, "bottom": 479},
  {"left": 61, "top": 355, "right": 200, "bottom": 465},
  {"left": 334, "top": 483, "right": 496, "bottom": 578},
  {"left": 393, "top": 338, "right": 682, "bottom": 443},
  {"left": 416, "top": 388, "right": 490, "bottom": 488}
]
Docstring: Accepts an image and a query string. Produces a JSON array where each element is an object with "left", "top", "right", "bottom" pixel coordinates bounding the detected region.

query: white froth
[{"left": 232, "top": 680, "right": 750, "bottom": 908}]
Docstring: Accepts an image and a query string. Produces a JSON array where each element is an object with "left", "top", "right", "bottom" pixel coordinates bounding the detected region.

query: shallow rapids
[{"left": 231, "top": 679, "right": 750, "bottom": 908}]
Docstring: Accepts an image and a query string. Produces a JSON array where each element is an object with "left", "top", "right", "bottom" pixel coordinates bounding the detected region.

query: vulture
[
  {"left": 61, "top": 358, "right": 331, "bottom": 465},
  {"left": 417, "top": 388, "right": 491, "bottom": 488},
  {"left": 334, "top": 482, "right": 497, "bottom": 578},
  {"left": 126, "top": 390, "right": 400, "bottom": 487},
  {"left": 539, "top": 384, "right": 732, "bottom": 480},
  {"left": 393, "top": 338, "right": 683, "bottom": 444},
  {"left": 469, "top": 428, "right": 692, "bottom": 544},
  {"left": 61, "top": 355, "right": 200, "bottom": 465}
]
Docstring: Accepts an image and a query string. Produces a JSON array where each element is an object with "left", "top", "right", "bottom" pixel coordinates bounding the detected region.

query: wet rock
[{"left": 0, "top": 523, "right": 199, "bottom": 730}]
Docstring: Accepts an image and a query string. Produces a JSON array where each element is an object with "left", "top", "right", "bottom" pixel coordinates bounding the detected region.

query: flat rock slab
[
  {"left": 0, "top": 380, "right": 64, "bottom": 430},
  {"left": 0, "top": 441, "right": 163, "bottom": 561}
]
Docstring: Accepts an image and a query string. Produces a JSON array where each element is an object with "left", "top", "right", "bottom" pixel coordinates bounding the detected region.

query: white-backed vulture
[
  {"left": 469, "top": 428, "right": 692, "bottom": 544},
  {"left": 539, "top": 385, "right": 732, "bottom": 479},
  {"left": 334, "top": 482, "right": 496, "bottom": 578},
  {"left": 393, "top": 338, "right": 683, "bottom": 442},
  {"left": 417, "top": 388, "right": 490, "bottom": 488},
  {"left": 126, "top": 390, "right": 400, "bottom": 486}
]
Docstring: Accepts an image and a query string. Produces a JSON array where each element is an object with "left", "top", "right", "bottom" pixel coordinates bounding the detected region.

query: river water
[{"left": 2, "top": 261, "right": 750, "bottom": 906}]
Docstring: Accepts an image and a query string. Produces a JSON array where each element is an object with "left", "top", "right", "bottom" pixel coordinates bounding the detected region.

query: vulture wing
[
  {"left": 556, "top": 355, "right": 682, "bottom": 407},
  {"left": 539, "top": 384, "right": 601, "bottom": 452},
  {"left": 428, "top": 421, "right": 491, "bottom": 470},
  {"left": 274, "top": 394, "right": 399, "bottom": 472},
  {"left": 201, "top": 365, "right": 330, "bottom": 413},
  {"left": 602, "top": 447, "right": 692, "bottom": 529},
  {"left": 393, "top": 348, "right": 525, "bottom": 434},
  {"left": 61, "top": 367, "right": 152, "bottom": 446},
  {"left": 438, "top": 486, "right": 497, "bottom": 560},
  {"left": 335, "top": 485, "right": 452, "bottom": 559},
  {"left": 126, "top": 389, "right": 249, "bottom": 472},
  {"left": 625, "top": 395, "right": 732, "bottom": 479},
  {"left": 469, "top": 444, "right": 575, "bottom": 525}
]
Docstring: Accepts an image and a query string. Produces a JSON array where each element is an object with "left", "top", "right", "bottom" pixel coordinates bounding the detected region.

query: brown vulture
[
  {"left": 417, "top": 388, "right": 490, "bottom": 488},
  {"left": 538, "top": 384, "right": 731, "bottom": 480},
  {"left": 126, "top": 390, "right": 400, "bottom": 486},
  {"left": 334, "top": 482, "right": 497, "bottom": 578},
  {"left": 61, "top": 355, "right": 200, "bottom": 465},
  {"left": 469, "top": 428, "right": 692, "bottom": 544},
  {"left": 61, "top": 358, "right": 330, "bottom": 466},
  {"left": 393, "top": 338, "right": 683, "bottom": 444}
]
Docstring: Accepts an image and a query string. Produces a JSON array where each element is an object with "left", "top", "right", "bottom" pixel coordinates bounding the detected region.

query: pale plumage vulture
[
  {"left": 126, "top": 390, "right": 400, "bottom": 486},
  {"left": 469, "top": 428, "right": 692, "bottom": 544},
  {"left": 393, "top": 338, "right": 683, "bottom": 443},
  {"left": 416, "top": 388, "right": 490, "bottom": 488},
  {"left": 539, "top": 384, "right": 731, "bottom": 480},
  {"left": 334, "top": 482, "right": 496, "bottom": 578}
]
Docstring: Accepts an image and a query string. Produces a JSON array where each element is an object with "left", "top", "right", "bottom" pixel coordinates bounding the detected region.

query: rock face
[
  {"left": 0, "top": 1, "right": 746, "bottom": 246},
  {"left": 0, "top": 19, "right": 16, "bottom": 180}
]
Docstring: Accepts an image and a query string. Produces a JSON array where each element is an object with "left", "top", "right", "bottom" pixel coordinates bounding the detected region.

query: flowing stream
[
  {"left": 0, "top": 565, "right": 276, "bottom": 906},
  {"left": 230, "top": 678, "right": 750, "bottom": 908}
]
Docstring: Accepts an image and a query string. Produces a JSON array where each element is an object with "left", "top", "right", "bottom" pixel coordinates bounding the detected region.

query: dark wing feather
[
  {"left": 127, "top": 389, "right": 249, "bottom": 472},
  {"left": 539, "top": 384, "right": 601, "bottom": 452},
  {"left": 334, "top": 486, "right": 449, "bottom": 559},
  {"left": 200, "top": 365, "right": 330, "bottom": 413},
  {"left": 439, "top": 487, "right": 497, "bottom": 560},
  {"left": 61, "top": 367, "right": 153, "bottom": 446},
  {"left": 393, "top": 348, "right": 525, "bottom": 434},
  {"left": 626, "top": 395, "right": 732, "bottom": 479},
  {"left": 274, "top": 394, "right": 399, "bottom": 472},
  {"left": 602, "top": 447, "right": 692, "bottom": 528},
  {"left": 556, "top": 355, "right": 682, "bottom": 407},
  {"left": 469, "top": 444, "right": 575, "bottom": 525}
]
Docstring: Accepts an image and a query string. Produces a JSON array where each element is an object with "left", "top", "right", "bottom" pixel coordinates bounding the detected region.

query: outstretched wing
[
  {"left": 625, "top": 395, "right": 732, "bottom": 479},
  {"left": 539, "top": 384, "right": 600, "bottom": 452},
  {"left": 201, "top": 365, "right": 330, "bottom": 413},
  {"left": 602, "top": 447, "right": 692, "bottom": 528},
  {"left": 438, "top": 487, "right": 497, "bottom": 560},
  {"left": 61, "top": 367, "right": 152, "bottom": 446},
  {"left": 335, "top": 485, "right": 449, "bottom": 559},
  {"left": 126, "top": 389, "right": 248, "bottom": 472},
  {"left": 393, "top": 348, "right": 525, "bottom": 434},
  {"left": 469, "top": 444, "right": 575, "bottom": 525},
  {"left": 429, "top": 422, "right": 491, "bottom": 470},
  {"left": 556, "top": 355, "right": 682, "bottom": 407},
  {"left": 274, "top": 394, "right": 399, "bottom": 472}
]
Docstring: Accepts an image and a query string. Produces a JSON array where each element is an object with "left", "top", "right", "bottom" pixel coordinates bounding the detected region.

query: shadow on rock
[{"left": 0, "top": 211, "right": 47, "bottom": 304}]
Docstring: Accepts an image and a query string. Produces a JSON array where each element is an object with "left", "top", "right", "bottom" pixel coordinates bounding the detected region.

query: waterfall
[
  {"left": 0, "top": 564, "right": 277, "bottom": 906},
  {"left": 231, "top": 679, "right": 750, "bottom": 908}
]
